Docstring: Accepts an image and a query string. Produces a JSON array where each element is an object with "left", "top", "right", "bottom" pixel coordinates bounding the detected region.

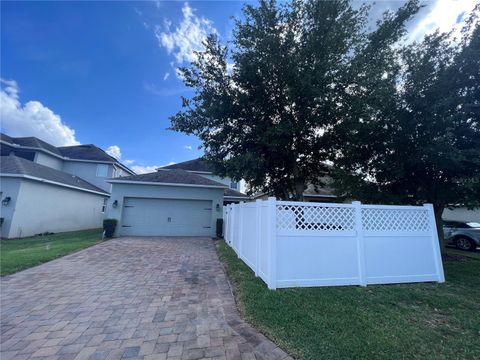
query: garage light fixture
[
  {"left": 2, "top": 196, "right": 11, "bottom": 206},
  {"left": 216, "top": 203, "right": 220, "bottom": 211},
  {"left": 112, "top": 200, "right": 118, "bottom": 208}
]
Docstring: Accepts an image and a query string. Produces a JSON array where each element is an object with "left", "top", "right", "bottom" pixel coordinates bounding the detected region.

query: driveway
[{"left": 0, "top": 237, "right": 290, "bottom": 360}]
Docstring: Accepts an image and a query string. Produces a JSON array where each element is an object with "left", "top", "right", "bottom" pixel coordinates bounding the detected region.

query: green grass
[
  {"left": 1, "top": 229, "right": 103, "bottom": 276},
  {"left": 216, "top": 240, "right": 480, "bottom": 360}
]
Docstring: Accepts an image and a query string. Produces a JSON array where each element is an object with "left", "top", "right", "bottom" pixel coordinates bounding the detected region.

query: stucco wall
[
  {"left": 106, "top": 183, "right": 224, "bottom": 237},
  {"left": 34, "top": 152, "right": 64, "bottom": 170},
  {"left": 443, "top": 207, "right": 480, "bottom": 222},
  {"left": 0, "top": 177, "right": 22, "bottom": 238},
  {"left": 62, "top": 161, "right": 113, "bottom": 193},
  {"left": 3, "top": 179, "right": 107, "bottom": 238}
]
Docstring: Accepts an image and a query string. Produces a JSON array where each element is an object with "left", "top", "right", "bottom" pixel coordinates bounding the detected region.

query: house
[
  {"left": 0, "top": 132, "right": 135, "bottom": 238},
  {"left": 160, "top": 158, "right": 249, "bottom": 204},
  {"left": 105, "top": 158, "right": 249, "bottom": 237}
]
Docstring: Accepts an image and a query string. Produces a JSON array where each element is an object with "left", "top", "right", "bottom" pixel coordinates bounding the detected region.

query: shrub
[
  {"left": 216, "top": 218, "right": 224, "bottom": 238},
  {"left": 103, "top": 219, "right": 118, "bottom": 238}
]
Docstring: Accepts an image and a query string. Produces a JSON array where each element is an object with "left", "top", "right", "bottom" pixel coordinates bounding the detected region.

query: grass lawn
[
  {"left": 216, "top": 240, "right": 480, "bottom": 360},
  {"left": 1, "top": 229, "right": 103, "bottom": 276}
]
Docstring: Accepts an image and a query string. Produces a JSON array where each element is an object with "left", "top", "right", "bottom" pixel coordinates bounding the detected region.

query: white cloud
[
  {"left": 106, "top": 145, "right": 122, "bottom": 160},
  {"left": 184, "top": 145, "right": 192, "bottom": 150},
  {"left": 407, "top": 0, "right": 477, "bottom": 42},
  {"left": 127, "top": 161, "right": 176, "bottom": 174},
  {"left": 0, "top": 79, "right": 79, "bottom": 146},
  {"left": 163, "top": 72, "right": 170, "bottom": 81},
  {"left": 155, "top": 2, "right": 217, "bottom": 64}
]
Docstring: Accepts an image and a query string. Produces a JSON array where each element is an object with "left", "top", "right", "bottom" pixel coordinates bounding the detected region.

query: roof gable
[
  {"left": 160, "top": 158, "right": 213, "bottom": 173},
  {"left": 58, "top": 144, "right": 117, "bottom": 162}
]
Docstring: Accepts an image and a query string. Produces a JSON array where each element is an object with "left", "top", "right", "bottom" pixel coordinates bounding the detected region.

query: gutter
[
  {"left": 0, "top": 173, "right": 110, "bottom": 196},
  {"left": 107, "top": 179, "right": 228, "bottom": 189}
]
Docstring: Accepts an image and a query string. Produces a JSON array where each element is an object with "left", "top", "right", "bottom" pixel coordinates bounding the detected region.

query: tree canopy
[
  {"left": 170, "top": 0, "right": 480, "bottom": 240},
  {"left": 170, "top": 0, "right": 421, "bottom": 200}
]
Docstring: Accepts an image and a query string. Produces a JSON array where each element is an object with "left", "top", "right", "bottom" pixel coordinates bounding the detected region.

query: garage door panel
[{"left": 120, "top": 198, "right": 212, "bottom": 236}]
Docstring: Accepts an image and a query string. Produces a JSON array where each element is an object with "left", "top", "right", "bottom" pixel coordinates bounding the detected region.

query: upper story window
[
  {"left": 96, "top": 164, "right": 109, "bottom": 177},
  {"left": 230, "top": 181, "right": 238, "bottom": 190}
]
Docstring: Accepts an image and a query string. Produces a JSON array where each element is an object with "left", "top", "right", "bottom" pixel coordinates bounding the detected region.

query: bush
[
  {"left": 216, "top": 218, "right": 224, "bottom": 238},
  {"left": 103, "top": 219, "right": 118, "bottom": 238}
]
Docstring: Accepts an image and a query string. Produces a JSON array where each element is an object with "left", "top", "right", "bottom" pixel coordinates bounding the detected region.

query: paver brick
[{"left": 0, "top": 238, "right": 288, "bottom": 360}]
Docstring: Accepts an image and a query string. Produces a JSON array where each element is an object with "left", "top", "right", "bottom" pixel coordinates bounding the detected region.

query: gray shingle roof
[
  {"left": 111, "top": 169, "right": 227, "bottom": 187},
  {"left": 1, "top": 155, "right": 108, "bottom": 195},
  {"left": 160, "top": 158, "right": 213, "bottom": 172},
  {"left": 58, "top": 144, "right": 117, "bottom": 162},
  {"left": 225, "top": 188, "right": 249, "bottom": 198},
  {"left": 1, "top": 133, "right": 62, "bottom": 156}
]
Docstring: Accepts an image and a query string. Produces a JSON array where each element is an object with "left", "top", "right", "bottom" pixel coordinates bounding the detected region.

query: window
[
  {"left": 96, "top": 164, "right": 109, "bottom": 177},
  {"left": 101, "top": 198, "right": 107, "bottom": 213},
  {"left": 230, "top": 181, "right": 238, "bottom": 189}
]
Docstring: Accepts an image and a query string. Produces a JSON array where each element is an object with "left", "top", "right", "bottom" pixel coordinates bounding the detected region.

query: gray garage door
[{"left": 120, "top": 198, "right": 212, "bottom": 236}]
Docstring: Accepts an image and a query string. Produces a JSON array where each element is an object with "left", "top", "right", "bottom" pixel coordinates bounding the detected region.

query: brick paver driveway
[{"left": 1, "top": 237, "right": 290, "bottom": 360}]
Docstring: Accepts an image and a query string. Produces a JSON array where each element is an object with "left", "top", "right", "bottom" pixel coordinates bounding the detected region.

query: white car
[{"left": 443, "top": 221, "right": 480, "bottom": 251}]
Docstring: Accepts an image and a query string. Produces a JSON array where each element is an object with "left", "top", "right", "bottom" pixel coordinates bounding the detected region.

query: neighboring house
[
  {"left": 442, "top": 207, "right": 480, "bottom": 222},
  {"left": 160, "top": 158, "right": 250, "bottom": 204},
  {"left": 106, "top": 169, "right": 226, "bottom": 237},
  {"left": 1, "top": 133, "right": 134, "bottom": 193},
  {"left": 253, "top": 178, "right": 339, "bottom": 203},
  {"left": 0, "top": 132, "right": 135, "bottom": 238},
  {"left": 105, "top": 158, "right": 250, "bottom": 237}
]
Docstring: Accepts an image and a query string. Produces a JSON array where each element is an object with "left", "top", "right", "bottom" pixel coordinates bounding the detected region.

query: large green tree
[
  {"left": 331, "top": 6, "right": 480, "bottom": 244},
  {"left": 170, "top": 0, "right": 420, "bottom": 200}
]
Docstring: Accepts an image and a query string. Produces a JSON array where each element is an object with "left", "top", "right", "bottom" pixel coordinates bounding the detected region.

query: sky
[{"left": 0, "top": 0, "right": 476, "bottom": 174}]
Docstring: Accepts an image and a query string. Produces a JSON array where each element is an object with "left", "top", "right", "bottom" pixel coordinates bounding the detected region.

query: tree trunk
[
  {"left": 433, "top": 203, "right": 445, "bottom": 254},
  {"left": 294, "top": 181, "right": 305, "bottom": 201}
]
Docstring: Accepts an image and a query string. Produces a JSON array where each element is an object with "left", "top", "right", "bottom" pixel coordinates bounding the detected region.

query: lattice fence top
[
  {"left": 361, "top": 208, "right": 430, "bottom": 232},
  {"left": 277, "top": 204, "right": 355, "bottom": 231}
]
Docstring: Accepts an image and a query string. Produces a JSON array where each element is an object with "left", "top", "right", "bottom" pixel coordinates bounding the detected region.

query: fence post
[
  {"left": 255, "top": 199, "right": 262, "bottom": 277},
  {"left": 353, "top": 201, "right": 367, "bottom": 286},
  {"left": 267, "top": 197, "right": 277, "bottom": 290},
  {"left": 239, "top": 201, "right": 244, "bottom": 259},
  {"left": 230, "top": 204, "right": 235, "bottom": 248},
  {"left": 424, "top": 203, "right": 446, "bottom": 283}
]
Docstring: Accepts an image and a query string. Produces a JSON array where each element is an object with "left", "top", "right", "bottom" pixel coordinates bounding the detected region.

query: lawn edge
[
  {"left": 214, "top": 239, "right": 297, "bottom": 359},
  {"left": 0, "top": 234, "right": 109, "bottom": 277}
]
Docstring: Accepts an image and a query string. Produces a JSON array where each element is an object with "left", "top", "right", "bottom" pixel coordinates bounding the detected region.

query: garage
[
  {"left": 121, "top": 198, "right": 212, "bottom": 236},
  {"left": 106, "top": 169, "right": 226, "bottom": 237}
]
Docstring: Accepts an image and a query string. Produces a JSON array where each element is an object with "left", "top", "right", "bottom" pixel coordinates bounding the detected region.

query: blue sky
[{"left": 0, "top": 0, "right": 475, "bottom": 173}]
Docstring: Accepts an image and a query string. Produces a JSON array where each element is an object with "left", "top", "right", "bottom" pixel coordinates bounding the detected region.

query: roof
[
  {"left": 225, "top": 188, "right": 249, "bottom": 199},
  {"left": 1, "top": 133, "right": 62, "bottom": 156},
  {"left": 303, "top": 183, "right": 336, "bottom": 197},
  {"left": 109, "top": 169, "right": 227, "bottom": 188},
  {"left": 160, "top": 158, "right": 213, "bottom": 173},
  {"left": 58, "top": 144, "right": 118, "bottom": 162},
  {"left": 0, "top": 155, "right": 109, "bottom": 195}
]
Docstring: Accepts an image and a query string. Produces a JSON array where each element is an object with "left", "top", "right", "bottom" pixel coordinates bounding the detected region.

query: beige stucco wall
[
  {"left": 0, "top": 177, "right": 22, "bottom": 238},
  {"left": 34, "top": 152, "right": 64, "bottom": 170},
  {"left": 2, "top": 178, "right": 107, "bottom": 238},
  {"left": 106, "top": 183, "right": 224, "bottom": 237},
  {"left": 62, "top": 161, "right": 114, "bottom": 193},
  {"left": 442, "top": 207, "right": 480, "bottom": 222}
]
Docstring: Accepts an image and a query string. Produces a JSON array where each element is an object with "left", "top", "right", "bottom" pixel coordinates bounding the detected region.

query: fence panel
[{"left": 223, "top": 199, "right": 444, "bottom": 289}]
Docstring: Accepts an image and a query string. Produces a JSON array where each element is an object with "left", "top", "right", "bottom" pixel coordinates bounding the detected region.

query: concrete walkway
[{"left": 0, "top": 237, "right": 290, "bottom": 360}]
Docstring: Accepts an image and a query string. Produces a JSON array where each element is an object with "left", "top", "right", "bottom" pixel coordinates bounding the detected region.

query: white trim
[
  {"left": 107, "top": 179, "right": 227, "bottom": 189},
  {"left": 303, "top": 193, "right": 337, "bottom": 198},
  {"left": 225, "top": 196, "right": 250, "bottom": 200},
  {"left": 0, "top": 173, "right": 109, "bottom": 196}
]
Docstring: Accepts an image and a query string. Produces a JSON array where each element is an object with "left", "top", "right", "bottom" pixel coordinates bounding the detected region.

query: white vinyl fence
[{"left": 223, "top": 198, "right": 445, "bottom": 289}]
